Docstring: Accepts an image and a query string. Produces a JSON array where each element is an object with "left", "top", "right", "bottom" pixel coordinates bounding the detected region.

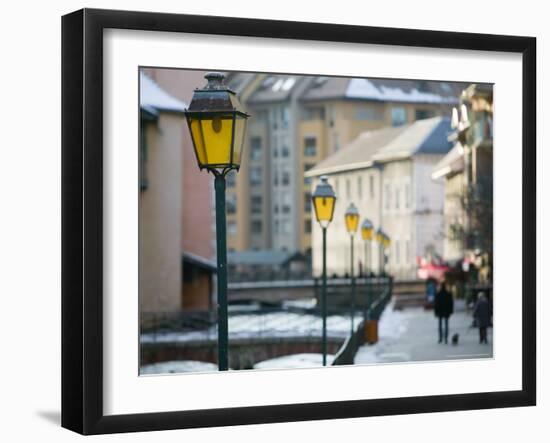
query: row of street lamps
[
  {"left": 185, "top": 72, "right": 391, "bottom": 370},
  {"left": 312, "top": 177, "right": 391, "bottom": 366}
]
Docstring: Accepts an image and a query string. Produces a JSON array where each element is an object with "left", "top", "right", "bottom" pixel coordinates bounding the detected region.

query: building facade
[
  {"left": 139, "top": 70, "right": 217, "bottom": 313},
  {"left": 224, "top": 74, "right": 465, "bottom": 271},
  {"left": 307, "top": 117, "right": 453, "bottom": 280},
  {"left": 432, "top": 84, "right": 493, "bottom": 274}
]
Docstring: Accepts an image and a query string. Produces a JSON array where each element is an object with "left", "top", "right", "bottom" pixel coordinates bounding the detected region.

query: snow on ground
[
  {"left": 253, "top": 353, "right": 335, "bottom": 370},
  {"left": 141, "top": 310, "right": 352, "bottom": 343},
  {"left": 140, "top": 360, "right": 218, "bottom": 375}
]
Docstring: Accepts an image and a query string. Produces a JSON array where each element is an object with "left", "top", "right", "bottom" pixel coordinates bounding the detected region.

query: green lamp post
[
  {"left": 344, "top": 203, "right": 360, "bottom": 335},
  {"left": 311, "top": 176, "right": 336, "bottom": 366},
  {"left": 361, "top": 219, "right": 374, "bottom": 318},
  {"left": 185, "top": 72, "right": 249, "bottom": 371}
]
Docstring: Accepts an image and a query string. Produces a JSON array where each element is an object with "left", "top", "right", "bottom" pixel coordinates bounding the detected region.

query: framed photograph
[{"left": 62, "top": 8, "right": 536, "bottom": 435}]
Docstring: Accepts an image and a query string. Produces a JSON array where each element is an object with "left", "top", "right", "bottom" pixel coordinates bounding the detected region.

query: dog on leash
[{"left": 451, "top": 333, "right": 459, "bottom": 345}]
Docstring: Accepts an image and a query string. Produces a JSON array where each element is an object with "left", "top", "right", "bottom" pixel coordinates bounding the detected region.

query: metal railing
[{"left": 141, "top": 277, "right": 393, "bottom": 345}]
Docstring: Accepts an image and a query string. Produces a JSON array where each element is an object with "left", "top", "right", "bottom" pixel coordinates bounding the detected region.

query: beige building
[
  {"left": 307, "top": 117, "right": 453, "bottom": 280},
  {"left": 139, "top": 72, "right": 187, "bottom": 313},
  {"left": 297, "top": 77, "right": 466, "bottom": 258}
]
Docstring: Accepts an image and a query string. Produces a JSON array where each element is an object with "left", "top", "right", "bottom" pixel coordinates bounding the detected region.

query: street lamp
[
  {"left": 344, "top": 203, "right": 360, "bottom": 334},
  {"left": 185, "top": 72, "right": 249, "bottom": 371},
  {"left": 311, "top": 176, "right": 336, "bottom": 366},
  {"left": 375, "top": 228, "right": 390, "bottom": 276},
  {"left": 361, "top": 219, "right": 374, "bottom": 319}
]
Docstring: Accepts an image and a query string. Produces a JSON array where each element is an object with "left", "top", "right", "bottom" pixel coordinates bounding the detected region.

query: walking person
[
  {"left": 434, "top": 281, "right": 453, "bottom": 344},
  {"left": 473, "top": 292, "right": 491, "bottom": 344}
]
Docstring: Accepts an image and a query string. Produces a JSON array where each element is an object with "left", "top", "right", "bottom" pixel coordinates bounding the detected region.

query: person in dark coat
[
  {"left": 434, "top": 281, "right": 453, "bottom": 344},
  {"left": 473, "top": 292, "right": 491, "bottom": 344}
]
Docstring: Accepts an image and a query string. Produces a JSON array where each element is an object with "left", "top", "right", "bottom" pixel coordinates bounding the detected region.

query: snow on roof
[
  {"left": 345, "top": 78, "right": 458, "bottom": 104},
  {"left": 373, "top": 116, "right": 452, "bottom": 161},
  {"left": 431, "top": 143, "right": 465, "bottom": 179},
  {"left": 307, "top": 117, "right": 452, "bottom": 177},
  {"left": 140, "top": 72, "right": 187, "bottom": 113}
]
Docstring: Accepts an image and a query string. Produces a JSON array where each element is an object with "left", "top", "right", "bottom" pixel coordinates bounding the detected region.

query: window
[
  {"left": 281, "top": 145, "right": 290, "bottom": 157},
  {"left": 226, "top": 170, "right": 236, "bottom": 188},
  {"left": 415, "top": 109, "right": 434, "bottom": 120},
  {"left": 406, "top": 240, "right": 411, "bottom": 263},
  {"left": 395, "top": 188, "right": 400, "bottom": 210},
  {"left": 346, "top": 179, "right": 351, "bottom": 199},
  {"left": 226, "top": 194, "right": 237, "bottom": 214},
  {"left": 250, "top": 137, "right": 262, "bottom": 160},
  {"left": 304, "top": 192, "right": 312, "bottom": 213},
  {"left": 391, "top": 107, "right": 407, "bottom": 126},
  {"left": 304, "top": 137, "right": 317, "bottom": 157},
  {"left": 281, "top": 107, "right": 290, "bottom": 128},
  {"left": 249, "top": 167, "right": 262, "bottom": 186},
  {"left": 227, "top": 221, "right": 237, "bottom": 236},
  {"left": 282, "top": 171, "right": 290, "bottom": 186},
  {"left": 357, "top": 177, "right": 363, "bottom": 199},
  {"left": 404, "top": 183, "right": 410, "bottom": 209},
  {"left": 274, "top": 204, "right": 279, "bottom": 214},
  {"left": 251, "top": 195, "right": 262, "bottom": 214},
  {"left": 384, "top": 183, "right": 391, "bottom": 211},
  {"left": 274, "top": 220, "right": 279, "bottom": 234},
  {"left": 369, "top": 175, "right": 375, "bottom": 198},
  {"left": 251, "top": 220, "right": 262, "bottom": 234},
  {"left": 282, "top": 193, "right": 291, "bottom": 214},
  {"left": 354, "top": 106, "right": 383, "bottom": 121},
  {"left": 273, "top": 171, "right": 279, "bottom": 186},
  {"left": 302, "top": 107, "right": 325, "bottom": 121},
  {"left": 304, "top": 219, "right": 312, "bottom": 234},
  {"left": 281, "top": 220, "right": 290, "bottom": 234},
  {"left": 255, "top": 110, "right": 268, "bottom": 122}
]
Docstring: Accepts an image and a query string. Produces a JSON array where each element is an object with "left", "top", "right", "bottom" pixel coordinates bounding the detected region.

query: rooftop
[
  {"left": 431, "top": 143, "right": 465, "bottom": 179},
  {"left": 307, "top": 116, "right": 453, "bottom": 177},
  {"left": 139, "top": 71, "right": 187, "bottom": 114},
  {"left": 301, "top": 77, "right": 466, "bottom": 104},
  {"left": 247, "top": 75, "right": 303, "bottom": 104}
]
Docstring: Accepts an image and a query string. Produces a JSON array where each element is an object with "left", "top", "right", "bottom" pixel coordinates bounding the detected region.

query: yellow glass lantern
[
  {"left": 185, "top": 72, "right": 249, "bottom": 173},
  {"left": 344, "top": 203, "right": 360, "bottom": 235},
  {"left": 312, "top": 176, "right": 336, "bottom": 228},
  {"left": 375, "top": 228, "right": 383, "bottom": 244},
  {"left": 361, "top": 219, "right": 374, "bottom": 241}
]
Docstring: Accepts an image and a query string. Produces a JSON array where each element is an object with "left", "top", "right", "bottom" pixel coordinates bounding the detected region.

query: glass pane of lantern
[
  {"left": 362, "top": 227, "right": 373, "bottom": 240},
  {"left": 194, "top": 115, "right": 232, "bottom": 166},
  {"left": 345, "top": 214, "right": 359, "bottom": 232},
  {"left": 188, "top": 117, "right": 207, "bottom": 167},
  {"left": 313, "top": 196, "right": 335, "bottom": 222},
  {"left": 232, "top": 115, "right": 247, "bottom": 167}
]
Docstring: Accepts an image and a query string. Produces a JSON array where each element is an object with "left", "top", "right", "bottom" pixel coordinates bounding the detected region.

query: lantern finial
[{"left": 204, "top": 72, "right": 226, "bottom": 90}]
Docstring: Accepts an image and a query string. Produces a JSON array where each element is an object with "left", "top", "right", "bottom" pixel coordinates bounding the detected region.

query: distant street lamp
[
  {"left": 312, "top": 176, "right": 336, "bottom": 366},
  {"left": 185, "top": 72, "right": 249, "bottom": 371},
  {"left": 361, "top": 219, "right": 374, "bottom": 319},
  {"left": 344, "top": 203, "right": 360, "bottom": 334}
]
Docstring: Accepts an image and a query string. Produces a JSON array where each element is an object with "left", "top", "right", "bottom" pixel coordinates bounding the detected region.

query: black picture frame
[{"left": 61, "top": 8, "right": 536, "bottom": 435}]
